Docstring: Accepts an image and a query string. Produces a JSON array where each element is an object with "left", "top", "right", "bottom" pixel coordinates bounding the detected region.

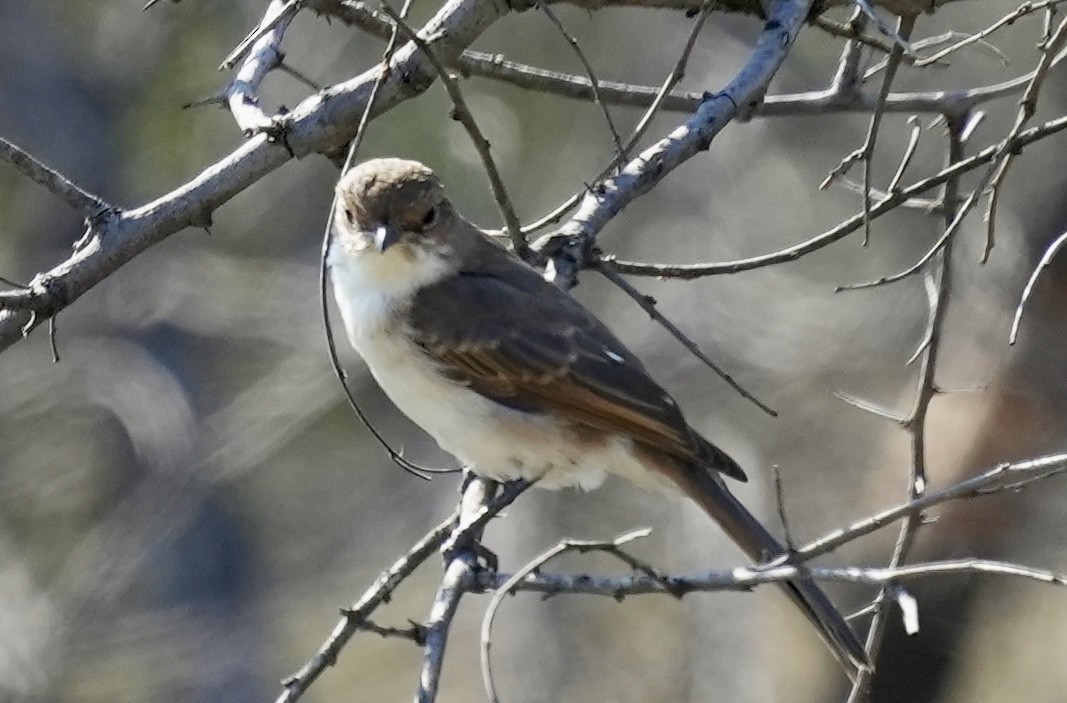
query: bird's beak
[{"left": 372, "top": 223, "right": 402, "bottom": 252}]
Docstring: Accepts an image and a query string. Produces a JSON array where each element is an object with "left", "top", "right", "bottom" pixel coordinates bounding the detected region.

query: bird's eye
[{"left": 421, "top": 205, "right": 438, "bottom": 229}]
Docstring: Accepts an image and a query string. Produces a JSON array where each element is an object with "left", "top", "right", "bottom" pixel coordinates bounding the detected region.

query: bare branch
[
  {"left": 474, "top": 556, "right": 1067, "bottom": 597},
  {"left": 845, "top": 114, "right": 967, "bottom": 703},
  {"left": 416, "top": 477, "right": 529, "bottom": 703},
  {"left": 464, "top": 452, "right": 1067, "bottom": 602},
  {"left": 0, "top": 136, "right": 109, "bottom": 216},
  {"left": 798, "top": 451, "right": 1067, "bottom": 561},
  {"left": 275, "top": 509, "right": 460, "bottom": 703},
  {"left": 983, "top": 14, "right": 1067, "bottom": 262},
  {"left": 915, "top": 0, "right": 1067, "bottom": 67},
  {"left": 0, "top": 0, "right": 514, "bottom": 351},
  {"left": 534, "top": 0, "right": 818, "bottom": 287},
  {"left": 480, "top": 529, "right": 653, "bottom": 703},
  {"left": 851, "top": 0, "right": 917, "bottom": 55},
  {"left": 222, "top": 0, "right": 302, "bottom": 69},
  {"left": 224, "top": 0, "right": 302, "bottom": 134},
  {"left": 821, "top": 15, "right": 916, "bottom": 246},
  {"left": 597, "top": 114, "right": 1067, "bottom": 281}
]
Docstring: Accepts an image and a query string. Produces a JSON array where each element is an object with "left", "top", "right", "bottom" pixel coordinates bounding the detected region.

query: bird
[{"left": 327, "top": 157, "right": 868, "bottom": 676}]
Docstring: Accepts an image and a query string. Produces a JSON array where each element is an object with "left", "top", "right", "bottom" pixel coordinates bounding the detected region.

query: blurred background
[{"left": 1, "top": 1, "right": 1066, "bottom": 701}]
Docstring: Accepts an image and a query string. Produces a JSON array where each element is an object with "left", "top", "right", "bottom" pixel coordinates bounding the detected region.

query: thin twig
[
  {"left": 885, "top": 115, "right": 923, "bottom": 195},
  {"left": 278, "top": 61, "right": 322, "bottom": 90},
  {"left": 1009, "top": 228, "right": 1067, "bottom": 344},
  {"left": 595, "top": 261, "right": 777, "bottom": 416},
  {"left": 770, "top": 465, "right": 796, "bottom": 551},
  {"left": 537, "top": 2, "right": 628, "bottom": 170},
  {"left": 319, "top": 0, "right": 446, "bottom": 479},
  {"left": 983, "top": 15, "right": 1067, "bottom": 262},
  {"left": 381, "top": 2, "right": 527, "bottom": 257},
  {"left": 509, "top": 0, "right": 716, "bottom": 237},
  {"left": 275, "top": 509, "right": 460, "bottom": 703},
  {"left": 472, "top": 556, "right": 1067, "bottom": 597},
  {"left": 834, "top": 389, "right": 908, "bottom": 425},
  {"left": 828, "top": 9, "right": 869, "bottom": 99},
  {"left": 480, "top": 529, "right": 652, "bottom": 703},
  {"left": 814, "top": 13, "right": 894, "bottom": 54},
  {"left": 834, "top": 191, "right": 970, "bottom": 291},
  {"left": 915, "top": 0, "right": 1067, "bottom": 67},
  {"left": 798, "top": 451, "right": 1067, "bottom": 561},
  {"left": 355, "top": 620, "right": 427, "bottom": 642},
  {"left": 0, "top": 136, "right": 109, "bottom": 216},
  {"left": 821, "top": 15, "right": 916, "bottom": 248},
  {"left": 593, "top": 113, "right": 1067, "bottom": 281}
]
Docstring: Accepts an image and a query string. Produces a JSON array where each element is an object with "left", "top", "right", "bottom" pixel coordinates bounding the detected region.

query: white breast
[{"left": 328, "top": 245, "right": 676, "bottom": 494}]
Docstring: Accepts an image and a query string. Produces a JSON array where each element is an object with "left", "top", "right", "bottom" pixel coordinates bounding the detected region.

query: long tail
[{"left": 655, "top": 447, "right": 869, "bottom": 679}]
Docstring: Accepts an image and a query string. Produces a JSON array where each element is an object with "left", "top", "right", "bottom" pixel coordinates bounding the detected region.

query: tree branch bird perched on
[{"left": 327, "top": 157, "right": 868, "bottom": 677}]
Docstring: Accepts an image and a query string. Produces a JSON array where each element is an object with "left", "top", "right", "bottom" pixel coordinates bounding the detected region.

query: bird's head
[
  {"left": 330, "top": 158, "right": 506, "bottom": 298},
  {"left": 334, "top": 157, "right": 458, "bottom": 258}
]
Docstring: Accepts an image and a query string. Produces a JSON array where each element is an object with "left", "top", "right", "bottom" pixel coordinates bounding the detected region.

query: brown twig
[
  {"left": 595, "top": 261, "right": 777, "bottom": 416},
  {"left": 537, "top": 2, "right": 628, "bottom": 170}
]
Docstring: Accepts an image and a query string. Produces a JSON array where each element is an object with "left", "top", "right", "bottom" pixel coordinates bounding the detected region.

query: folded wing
[{"left": 407, "top": 264, "right": 746, "bottom": 482}]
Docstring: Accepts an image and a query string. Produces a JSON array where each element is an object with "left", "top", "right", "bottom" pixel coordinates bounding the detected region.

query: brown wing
[{"left": 407, "top": 262, "right": 746, "bottom": 481}]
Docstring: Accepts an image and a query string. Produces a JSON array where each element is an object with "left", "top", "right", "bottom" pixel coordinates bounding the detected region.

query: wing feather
[{"left": 407, "top": 265, "right": 746, "bottom": 481}]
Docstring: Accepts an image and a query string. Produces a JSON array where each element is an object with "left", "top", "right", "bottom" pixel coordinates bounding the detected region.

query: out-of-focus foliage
[{"left": 1, "top": 2, "right": 1066, "bottom": 702}]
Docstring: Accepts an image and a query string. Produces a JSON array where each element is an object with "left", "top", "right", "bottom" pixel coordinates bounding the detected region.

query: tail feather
[{"left": 648, "top": 446, "right": 869, "bottom": 679}]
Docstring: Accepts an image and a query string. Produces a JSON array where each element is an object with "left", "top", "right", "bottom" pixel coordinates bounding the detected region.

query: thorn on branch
[
  {"left": 182, "top": 93, "right": 228, "bottom": 110},
  {"left": 48, "top": 315, "right": 60, "bottom": 363},
  {"left": 189, "top": 207, "right": 214, "bottom": 231}
]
